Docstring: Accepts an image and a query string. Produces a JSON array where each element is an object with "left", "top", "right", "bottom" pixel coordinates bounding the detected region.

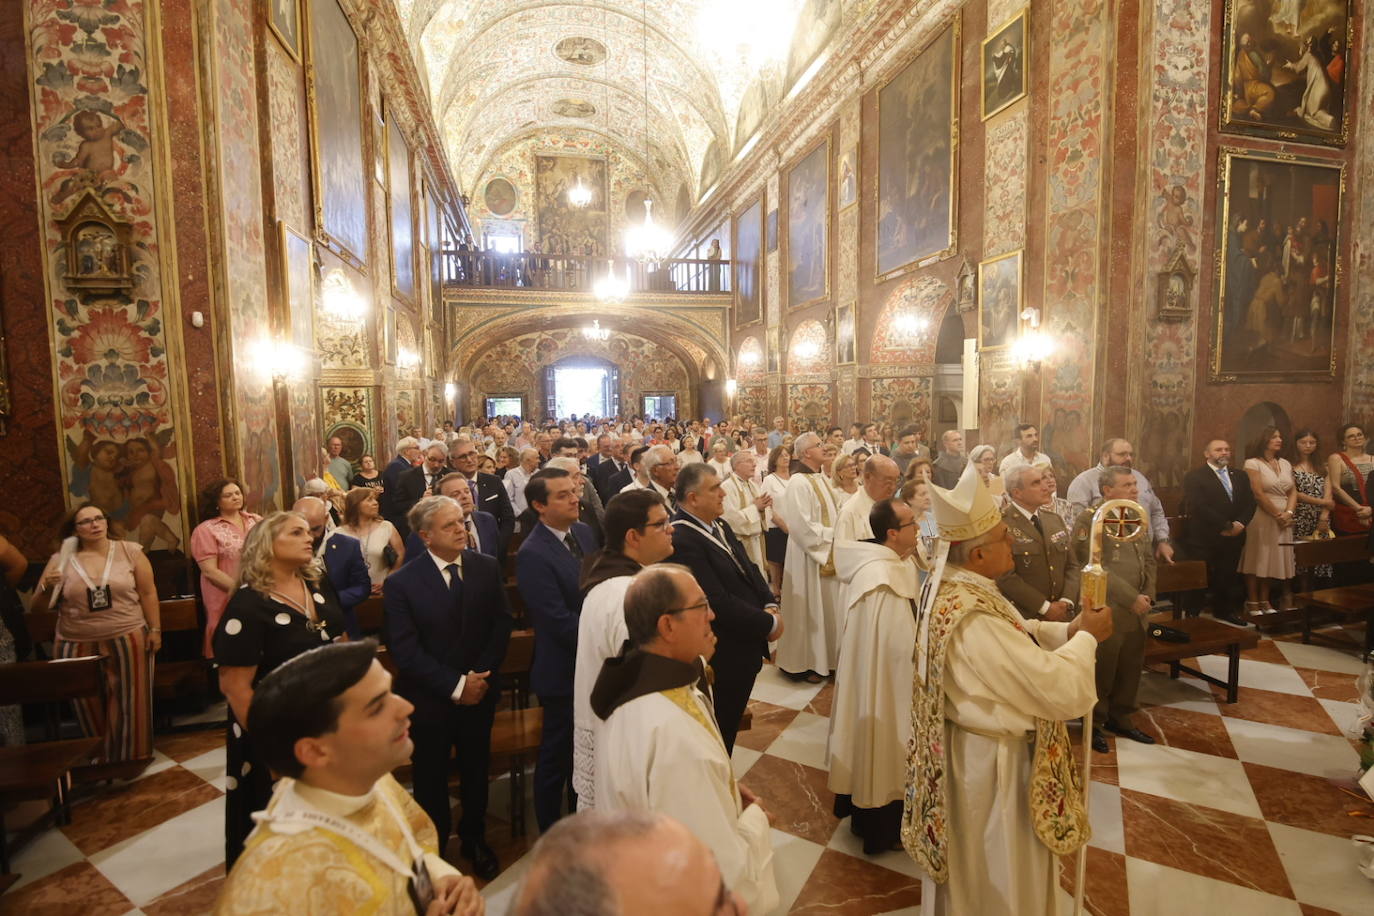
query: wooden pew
[{"left": 1289, "top": 535, "right": 1372, "bottom": 657}]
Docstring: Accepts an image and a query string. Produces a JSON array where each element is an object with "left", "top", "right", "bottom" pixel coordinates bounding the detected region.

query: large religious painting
[
  {"left": 1212, "top": 147, "right": 1342, "bottom": 381},
  {"left": 785, "top": 136, "right": 830, "bottom": 310},
  {"left": 876, "top": 20, "right": 960, "bottom": 279},
  {"left": 535, "top": 154, "right": 608, "bottom": 256},
  {"left": 978, "top": 249, "right": 1023, "bottom": 351},
  {"left": 982, "top": 8, "right": 1027, "bottom": 120},
  {"left": 280, "top": 223, "right": 314, "bottom": 350},
  {"left": 1221, "top": 0, "right": 1351, "bottom": 147},
  {"left": 734, "top": 196, "right": 763, "bottom": 326},
  {"left": 306, "top": 0, "right": 368, "bottom": 266},
  {"left": 268, "top": 0, "right": 302, "bottom": 61},
  {"left": 387, "top": 117, "right": 415, "bottom": 302}
]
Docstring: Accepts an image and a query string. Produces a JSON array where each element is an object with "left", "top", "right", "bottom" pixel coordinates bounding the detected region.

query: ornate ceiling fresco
[{"left": 390, "top": 0, "right": 844, "bottom": 210}]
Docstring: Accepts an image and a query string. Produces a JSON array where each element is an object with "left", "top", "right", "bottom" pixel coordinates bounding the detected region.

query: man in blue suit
[
  {"left": 402, "top": 474, "right": 499, "bottom": 562},
  {"left": 516, "top": 468, "right": 597, "bottom": 830},
  {"left": 384, "top": 495, "right": 513, "bottom": 880},
  {"left": 294, "top": 497, "right": 371, "bottom": 639},
  {"left": 378, "top": 436, "right": 421, "bottom": 528}
]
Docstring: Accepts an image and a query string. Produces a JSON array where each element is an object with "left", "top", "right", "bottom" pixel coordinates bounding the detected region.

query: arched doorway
[
  {"left": 931, "top": 309, "right": 966, "bottom": 442},
  {"left": 545, "top": 355, "right": 620, "bottom": 419},
  {"left": 1236, "top": 401, "right": 1292, "bottom": 459}
]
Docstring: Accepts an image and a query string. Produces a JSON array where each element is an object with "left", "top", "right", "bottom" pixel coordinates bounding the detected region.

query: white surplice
[
  {"left": 720, "top": 472, "right": 768, "bottom": 581},
  {"left": 776, "top": 469, "right": 843, "bottom": 675},
  {"left": 572, "top": 576, "right": 632, "bottom": 808},
  {"left": 833, "top": 489, "right": 877, "bottom": 543},
  {"left": 595, "top": 688, "right": 779, "bottom": 915},
  {"left": 920, "top": 567, "right": 1098, "bottom": 916},
  {"left": 827, "top": 541, "right": 921, "bottom": 807}
]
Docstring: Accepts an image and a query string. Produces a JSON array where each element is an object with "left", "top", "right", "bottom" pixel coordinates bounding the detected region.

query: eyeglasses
[
  {"left": 639, "top": 518, "right": 672, "bottom": 533},
  {"left": 75, "top": 515, "right": 107, "bottom": 527},
  {"left": 665, "top": 598, "right": 711, "bottom": 615}
]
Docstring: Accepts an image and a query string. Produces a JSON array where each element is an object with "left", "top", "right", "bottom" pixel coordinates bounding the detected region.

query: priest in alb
[
  {"left": 833, "top": 454, "right": 901, "bottom": 543},
  {"left": 719, "top": 449, "right": 771, "bottom": 583},
  {"left": 776, "top": 431, "right": 843, "bottom": 679},
  {"left": 591, "top": 564, "right": 779, "bottom": 915},
  {"left": 828, "top": 497, "right": 924, "bottom": 854},
  {"left": 903, "top": 462, "right": 1113, "bottom": 915}
]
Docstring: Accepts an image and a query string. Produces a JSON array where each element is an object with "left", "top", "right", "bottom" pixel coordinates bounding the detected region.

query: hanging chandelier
[
  {"left": 568, "top": 175, "right": 592, "bottom": 208},
  {"left": 623, "top": 0, "right": 673, "bottom": 268},
  {"left": 582, "top": 319, "right": 611, "bottom": 341},
  {"left": 593, "top": 259, "right": 630, "bottom": 303}
]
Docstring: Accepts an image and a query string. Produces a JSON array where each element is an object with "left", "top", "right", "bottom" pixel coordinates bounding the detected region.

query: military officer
[
  {"left": 997, "top": 465, "right": 1080, "bottom": 621},
  {"left": 1070, "top": 466, "right": 1157, "bottom": 754}
]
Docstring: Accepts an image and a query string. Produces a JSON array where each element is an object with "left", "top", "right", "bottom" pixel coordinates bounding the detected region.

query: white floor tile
[
  {"left": 1223, "top": 716, "right": 1362, "bottom": 780},
  {"left": 826, "top": 818, "right": 923, "bottom": 879},
  {"left": 171, "top": 702, "right": 227, "bottom": 728},
  {"left": 732, "top": 744, "right": 763, "bottom": 780},
  {"left": 1193, "top": 656, "right": 1312, "bottom": 697},
  {"left": 1115, "top": 740, "right": 1262, "bottom": 819},
  {"left": 89, "top": 796, "right": 226, "bottom": 907},
  {"left": 133, "top": 751, "right": 177, "bottom": 782},
  {"left": 9, "top": 824, "right": 84, "bottom": 891},
  {"left": 181, "top": 746, "right": 227, "bottom": 790},
  {"left": 1272, "top": 639, "right": 1369, "bottom": 675},
  {"left": 1136, "top": 670, "right": 1220, "bottom": 716},
  {"left": 1267, "top": 821, "right": 1374, "bottom": 915},
  {"left": 768, "top": 828, "right": 825, "bottom": 915},
  {"left": 1316, "top": 697, "right": 1363, "bottom": 738},
  {"left": 762, "top": 711, "right": 831, "bottom": 771},
  {"left": 749, "top": 665, "right": 824, "bottom": 711},
  {"left": 1087, "top": 781, "right": 1125, "bottom": 855},
  {"left": 1124, "top": 856, "right": 1303, "bottom": 916}
]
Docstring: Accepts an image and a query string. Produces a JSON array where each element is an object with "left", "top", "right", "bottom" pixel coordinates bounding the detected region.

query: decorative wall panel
[
  {"left": 1347, "top": 0, "right": 1374, "bottom": 417},
  {"left": 787, "top": 383, "right": 834, "bottom": 428},
  {"left": 869, "top": 275, "right": 949, "bottom": 366},
  {"left": 869, "top": 377, "right": 932, "bottom": 440},
  {"left": 983, "top": 107, "right": 1027, "bottom": 258},
  {"left": 787, "top": 319, "right": 831, "bottom": 375},
  {"left": 736, "top": 386, "right": 767, "bottom": 425},
  {"left": 266, "top": 39, "right": 309, "bottom": 231}
]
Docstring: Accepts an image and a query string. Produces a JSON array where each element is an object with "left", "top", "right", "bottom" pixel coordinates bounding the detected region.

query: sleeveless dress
[
  {"left": 1237, "top": 458, "right": 1295, "bottom": 579},
  {"left": 1292, "top": 466, "right": 1333, "bottom": 579}
]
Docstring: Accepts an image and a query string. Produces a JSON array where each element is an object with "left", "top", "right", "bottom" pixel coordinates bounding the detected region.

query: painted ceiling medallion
[
  {"left": 484, "top": 177, "right": 517, "bottom": 216},
  {"left": 554, "top": 36, "right": 607, "bottom": 66},
  {"left": 552, "top": 98, "right": 597, "bottom": 118}
]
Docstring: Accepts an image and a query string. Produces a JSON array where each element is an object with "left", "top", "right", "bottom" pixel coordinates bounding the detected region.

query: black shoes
[
  {"left": 1090, "top": 729, "right": 1110, "bottom": 753},
  {"left": 460, "top": 839, "right": 500, "bottom": 881},
  {"left": 1106, "top": 723, "right": 1156, "bottom": 745}
]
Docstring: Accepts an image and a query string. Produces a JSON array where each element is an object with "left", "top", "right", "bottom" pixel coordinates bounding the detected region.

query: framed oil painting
[
  {"left": 387, "top": 117, "right": 416, "bottom": 303},
  {"left": 268, "top": 0, "right": 303, "bottom": 62},
  {"left": 837, "top": 146, "right": 857, "bottom": 210},
  {"left": 785, "top": 136, "right": 830, "bottom": 310},
  {"left": 835, "top": 302, "right": 856, "bottom": 365},
  {"left": 535, "top": 154, "right": 608, "bottom": 256},
  {"left": 767, "top": 325, "right": 781, "bottom": 374},
  {"left": 279, "top": 222, "right": 315, "bottom": 351},
  {"left": 982, "top": 8, "right": 1027, "bottom": 120},
  {"left": 1212, "top": 147, "right": 1341, "bottom": 382},
  {"left": 306, "top": 0, "right": 368, "bottom": 268},
  {"left": 1220, "top": 0, "right": 1350, "bottom": 147},
  {"left": 734, "top": 196, "right": 763, "bottom": 326},
  {"left": 978, "top": 250, "right": 1023, "bottom": 351},
  {"left": 876, "top": 19, "right": 960, "bottom": 279},
  {"left": 766, "top": 208, "right": 778, "bottom": 252}
]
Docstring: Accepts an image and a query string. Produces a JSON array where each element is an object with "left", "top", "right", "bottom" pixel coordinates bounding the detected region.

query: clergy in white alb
[
  {"left": 719, "top": 450, "right": 771, "bottom": 582},
  {"left": 902, "top": 462, "right": 1113, "bottom": 916},
  {"left": 776, "top": 432, "right": 844, "bottom": 678},
  {"left": 591, "top": 564, "right": 779, "bottom": 915},
  {"left": 572, "top": 489, "right": 675, "bottom": 809},
  {"left": 833, "top": 454, "right": 901, "bottom": 543},
  {"left": 215, "top": 641, "right": 482, "bottom": 916},
  {"left": 828, "top": 497, "right": 924, "bottom": 854}
]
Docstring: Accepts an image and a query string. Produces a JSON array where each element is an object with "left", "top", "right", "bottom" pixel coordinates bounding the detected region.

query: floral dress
[{"left": 1292, "top": 466, "right": 1333, "bottom": 579}]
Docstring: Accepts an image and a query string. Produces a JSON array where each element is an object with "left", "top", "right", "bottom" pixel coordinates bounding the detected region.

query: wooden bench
[
  {"left": 1291, "top": 584, "right": 1374, "bottom": 661},
  {"left": 353, "top": 595, "right": 385, "bottom": 637},
  {"left": 1142, "top": 614, "right": 1259, "bottom": 703}
]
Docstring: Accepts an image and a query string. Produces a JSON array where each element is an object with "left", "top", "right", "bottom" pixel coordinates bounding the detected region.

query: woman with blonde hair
[
  {"left": 213, "top": 510, "right": 346, "bottom": 866},
  {"left": 830, "top": 452, "right": 860, "bottom": 504},
  {"left": 337, "top": 487, "right": 404, "bottom": 595}
]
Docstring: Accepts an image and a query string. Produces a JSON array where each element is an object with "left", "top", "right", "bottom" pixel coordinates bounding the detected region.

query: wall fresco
[{"left": 869, "top": 376, "right": 933, "bottom": 440}]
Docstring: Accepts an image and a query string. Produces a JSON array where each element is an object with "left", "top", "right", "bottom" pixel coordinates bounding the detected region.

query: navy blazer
[
  {"left": 382, "top": 548, "right": 513, "bottom": 724},
  {"left": 402, "top": 510, "right": 500, "bottom": 563},
  {"left": 668, "top": 511, "right": 775, "bottom": 662},
  {"left": 319, "top": 531, "right": 372, "bottom": 639},
  {"left": 515, "top": 521, "right": 597, "bottom": 698},
  {"left": 379, "top": 456, "right": 412, "bottom": 520}
]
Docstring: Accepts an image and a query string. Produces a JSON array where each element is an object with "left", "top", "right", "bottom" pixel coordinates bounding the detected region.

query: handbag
[
  {"left": 1330, "top": 453, "right": 1371, "bottom": 533},
  {"left": 382, "top": 543, "right": 399, "bottom": 568}
]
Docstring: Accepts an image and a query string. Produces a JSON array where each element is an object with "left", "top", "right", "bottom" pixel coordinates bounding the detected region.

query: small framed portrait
[
  {"left": 766, "top": 208, "right": 779, "bottom": 252},
  {"left": 837, "top": 146, "right": 857, "bottom": 210},
  {"left": 767, "top": 325, "right": 781, "bottom": 374},
  {"left": 835, "top": 303, "right": 857, "bottom": 365},
  {"left": 268, "top": 0, "right": 303, "bottom": 62},
  {"left": 978, "top": 249, "right": 1023, "bottom": 351},
  {"left": 1156, "top": 249, "right": 1194, "bottom": 320},
  {"left": 981, "top": 8, "right": 1028, "bottom": 120}
]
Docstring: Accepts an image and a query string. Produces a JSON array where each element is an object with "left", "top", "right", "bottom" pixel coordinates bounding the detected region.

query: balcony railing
[{"left": 440, "top": 250, "right": 732, "bottom": 295}]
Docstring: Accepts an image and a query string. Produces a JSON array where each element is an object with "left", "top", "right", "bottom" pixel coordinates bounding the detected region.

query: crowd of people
[{"left": 9, "top": 410, "right": 1374, "bottom": 914}]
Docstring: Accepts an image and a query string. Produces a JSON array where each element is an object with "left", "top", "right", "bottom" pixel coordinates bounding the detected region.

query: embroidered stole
[
  {"left": 804, "top": 474, "right": 838, "bottom": 577},
  {"left": 659, "top": 682, "right": 738, "bottom": 799},
  {"left": 900, "top": 570, "right": 1089, "bottom": 884}
]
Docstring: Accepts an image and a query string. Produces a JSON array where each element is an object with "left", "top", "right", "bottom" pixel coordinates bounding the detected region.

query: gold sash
[
  {"left": 804, "top": 474, "right": 837, "bottom": 577},
  {"left": 660, "top": 683, "right": 737, "bottom": 799}
]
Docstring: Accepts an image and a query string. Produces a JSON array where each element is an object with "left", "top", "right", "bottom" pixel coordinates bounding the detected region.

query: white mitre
[{"left": 928, "top": 460, "right": 1001, "bottom": 543}]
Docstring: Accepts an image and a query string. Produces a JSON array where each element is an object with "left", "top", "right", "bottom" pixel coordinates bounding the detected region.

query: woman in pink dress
[
  {"left": 1239, "top": 427, "right": 1297, "bottom": 614},
  {"left": 189, "top": 479, "right": 261, "bottom": 657}
]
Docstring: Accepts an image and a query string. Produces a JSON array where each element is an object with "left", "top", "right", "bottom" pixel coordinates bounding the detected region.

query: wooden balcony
[{"left": 440, "top": 250, "right": 732, "bottom": 295}]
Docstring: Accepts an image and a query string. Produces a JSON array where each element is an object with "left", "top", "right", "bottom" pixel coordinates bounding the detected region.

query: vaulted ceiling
[{"left": 390, "top": 0, "right": 824, "bottom": 206}]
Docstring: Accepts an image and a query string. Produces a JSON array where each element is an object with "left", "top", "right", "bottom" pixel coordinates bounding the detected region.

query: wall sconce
[
  {"left": 251, "top": 338, "right": 307, "bottom": 382},
  {"left": 444, "top": 381, "right": 458, "bottom": 402},
  {"left": 398, "top": 347, "right": 421, "bottom": 370},
  {"left": 320, "top": 267, "right": 366, "bottom": 323},
  {"left": 794, "top": 339, "right": 820, "bottom": 360},
  {"left": 725, "top": 378, "right": 738, "bottom": 398},
  {"left": 1010, "top": 307, "right": 1054, "bottom": 371}
]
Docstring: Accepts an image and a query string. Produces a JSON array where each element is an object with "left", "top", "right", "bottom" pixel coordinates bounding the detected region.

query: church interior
[{"left": 1, "top": 0, "right": 1373, "bottom": 913}]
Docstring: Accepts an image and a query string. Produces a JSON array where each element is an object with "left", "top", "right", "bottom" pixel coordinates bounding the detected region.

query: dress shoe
[
  {"left": 460, "top": 839, "right": 500, "bottom": 881},
  {"left": 1090, "top": 729, "right": 1109, "bottom": 754},
  {"left": 1105, "top": 723, "right": 1156, "bottom": 744}
]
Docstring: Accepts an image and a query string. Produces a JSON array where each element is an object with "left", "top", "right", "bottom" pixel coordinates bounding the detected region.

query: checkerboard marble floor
[{"left": 5, "top": 625, "right": 1374, "bottom": 915}]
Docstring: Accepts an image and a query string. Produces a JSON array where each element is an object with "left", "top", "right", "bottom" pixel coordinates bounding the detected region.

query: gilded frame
[
  {"left": 278, "top": 221, "right": 316, "bottom": 352},
  {"left": 977, "top": 249, "right": 1023, "bottom": 352},
  {"left": 304, "top": 0, "right": 369, "bottom": 271},
  {"left": 837, "top": 145, "right": 857, "bottom": 211},
  {"left": 1210, "top": 146, "right": 1342, "bottom": 383},
  {"left": 267, "top": 0, "right": 304, "bottom": 64},
  {"left": 783, "top": 132, "right": 832, "bottom": 312},
  {"left": 733, "top": 193, "right": 764, "bottom": 328},
  {"left": 874, "top": 16, "right": 961, "bottom": 282},
  {"left": 981, "top": 7, "right": 1028, "bottom": 121},
  {"left": 1218, "top": 0, "right": 1352, "bottom": 148},
  {"left": 835, "top": 302, "right": 856, "bottom": 365}
]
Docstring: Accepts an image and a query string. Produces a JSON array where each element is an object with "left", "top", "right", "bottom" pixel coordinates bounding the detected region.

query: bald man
[
  {"left": 292, "top": 497, "right": 371, "bottom": 638},
  {"left": 834, "top": 454, "right": 901, "bottom": 542}
]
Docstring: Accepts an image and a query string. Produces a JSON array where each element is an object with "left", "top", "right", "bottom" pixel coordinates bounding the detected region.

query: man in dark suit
[
  {"left": 593, "top": 440, "right": 635, "bottom": 504},
  {"left": 378, "top": 436, "right": 421, "bottom": 526},
  {"left": 586, "top": 434, "right": 614, "bottom": 474},
  {"left": 384, "top": 495, "right": 512, "bottom": 879},
  {"left": 390, "top": 441, "right": 450, "bottom": 540},
  {"left": 293, "top": 497, "right": 371, "bottom": 639},
  {"left": 402, "top": 474, "right": 500, "bottom": 562},
  {"left": 670, "top": 463, "right": 782, "bottom": 753},
  {"left": 516, "top": 468, "right": 598, "bottom": 830},
  {"left": 1181, "top": 439, "right": 1256, "bottom": 623},
  {"left": 448, "top": 435, "right": 515, "bottom": 558},
  {"left": 997, "top": 466, "right": 1081, "bottom": 621}
]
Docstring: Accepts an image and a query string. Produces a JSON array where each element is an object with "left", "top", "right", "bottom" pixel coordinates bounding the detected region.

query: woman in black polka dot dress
[{"left": 212, "top": 511, "right": 344, "bottom": 867}]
